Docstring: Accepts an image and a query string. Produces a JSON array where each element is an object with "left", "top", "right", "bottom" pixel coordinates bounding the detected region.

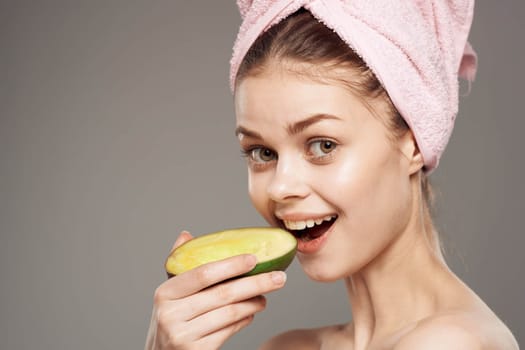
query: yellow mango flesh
[{"left": 165, "top": 227, "right": 297, "bottom": 277}]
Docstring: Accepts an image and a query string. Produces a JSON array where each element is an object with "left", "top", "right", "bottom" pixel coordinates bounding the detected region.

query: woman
[{"left": 146, "top": 1, "right": 519, "bottom": 349}]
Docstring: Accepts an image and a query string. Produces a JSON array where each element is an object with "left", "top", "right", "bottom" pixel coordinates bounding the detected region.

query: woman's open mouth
[{"left": 281, "top": 215, "right": 337, "bottom": 254}]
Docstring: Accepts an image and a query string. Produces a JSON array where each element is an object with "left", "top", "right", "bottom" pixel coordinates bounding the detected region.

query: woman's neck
[{"left": 344, "top": 209, "right": 455, "bottom": 349}]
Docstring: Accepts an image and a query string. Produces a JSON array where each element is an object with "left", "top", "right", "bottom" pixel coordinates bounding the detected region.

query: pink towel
[{"left": 230, "top": 0, "right": 477, "bottom": 172}]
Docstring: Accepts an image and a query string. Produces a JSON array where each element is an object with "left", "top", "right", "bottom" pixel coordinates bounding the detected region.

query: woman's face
[{"left": 234, "top": 66, "right": 418, "bottom": 281}]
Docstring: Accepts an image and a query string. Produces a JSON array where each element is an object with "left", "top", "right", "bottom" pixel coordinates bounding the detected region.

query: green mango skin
[
  {"left": 242, "top": 246, "right": 296, "bottom": 276},
  {"left": 165, "top": 227, "right": 297, "bottom": 279}
]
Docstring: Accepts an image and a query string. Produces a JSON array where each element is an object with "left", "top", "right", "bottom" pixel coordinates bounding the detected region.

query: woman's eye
[
  {"left": 308, "top": 140, "right": 337, "bottom": 158},
  {"left": 249, "top": 147, "right": 277, "bottom": 163}
]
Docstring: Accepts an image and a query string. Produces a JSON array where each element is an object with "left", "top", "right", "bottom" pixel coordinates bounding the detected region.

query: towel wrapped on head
[{"left": 230, "top": 0, "right": 477, "bottom": 172}]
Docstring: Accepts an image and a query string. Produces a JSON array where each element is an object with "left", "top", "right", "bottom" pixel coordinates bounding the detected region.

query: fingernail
[{"left": 271, "top": 271, "right": 286, "bottom": 285}]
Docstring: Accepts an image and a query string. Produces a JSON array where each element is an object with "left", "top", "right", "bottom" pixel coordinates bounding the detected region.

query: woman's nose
[{"left": 266, "top": 156, "right": 309, "bottom": 203}]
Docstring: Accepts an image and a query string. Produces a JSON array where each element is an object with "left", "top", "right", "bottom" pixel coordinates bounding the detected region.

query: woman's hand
[{"left": 145, "top": 231, "right": 287, "bottom": 350}]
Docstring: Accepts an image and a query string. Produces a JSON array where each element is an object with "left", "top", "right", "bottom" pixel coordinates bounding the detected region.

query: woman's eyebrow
[
  {"left": 235, "top": 113, "right": 341, "bottom": 139},
  {"left": 286, "top": 114, "right": 341, "bottom": 135},
  {"left": 235, "top": 125, "right": 262, "bottom": 139}
]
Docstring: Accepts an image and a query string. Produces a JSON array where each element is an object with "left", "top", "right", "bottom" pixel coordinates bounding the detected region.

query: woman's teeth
[{"left": 283, "top": 215, "right": 336, "bottom": 231}]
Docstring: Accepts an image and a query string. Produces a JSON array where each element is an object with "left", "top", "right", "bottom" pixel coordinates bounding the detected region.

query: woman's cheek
[
  {"left": 318, "top": 153, "right": 359, "bottom": 199},
  {"left": 247, "top": 171, "right": 272, "bottom": 220}
]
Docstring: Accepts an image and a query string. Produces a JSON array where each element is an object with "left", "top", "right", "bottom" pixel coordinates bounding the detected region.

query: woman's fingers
[
  {"left": 152, "top": 268, "right": 287, "bottom": 345},
  {"left": 195, "top": 295, "right": 266, "bottom": 337},
  {"left": 198, "top": 314, "right": 255, "bottom": 349},
  {"left": 156, "top": 254, "right": 257, "bottom": 301},
  {"left": 181, "top": 271, "right": 286, "bottom": 321},
  {"left": 170, "top": 230, "right": 194, "bottom": 251},
  {"left": 163, "top": 296, "right": 266, "bottom": 345},
  {"left": 150, "top": 231, "right": 289, "bottom": 349},
  {"left": 159, "top": 312, "right": 256, "bottom": 349}
]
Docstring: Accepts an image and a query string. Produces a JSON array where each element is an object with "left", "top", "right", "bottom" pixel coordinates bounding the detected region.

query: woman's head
[
  {"left": 231, "top": 1, "right": 477, "bottom": 172},
  {"left": 234, "top": 10, "right": 440, "bottom": 280},
  {"left": 236, "top": 9, "right": 413, "bottom": 156}
]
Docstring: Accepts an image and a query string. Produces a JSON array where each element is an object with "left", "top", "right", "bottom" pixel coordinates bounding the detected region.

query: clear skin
[{"left": 145, "top": 63, "right": 519, "bottom": 350}]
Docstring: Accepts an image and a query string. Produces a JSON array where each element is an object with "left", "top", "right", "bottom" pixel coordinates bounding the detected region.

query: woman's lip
[{"left": 295, "top": 220, "right": 335, "bottom": 254}]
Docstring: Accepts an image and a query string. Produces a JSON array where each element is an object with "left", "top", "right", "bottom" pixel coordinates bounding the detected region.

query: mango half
[{"left": 165, "top": 227, "right": 297, "bottom": 277}]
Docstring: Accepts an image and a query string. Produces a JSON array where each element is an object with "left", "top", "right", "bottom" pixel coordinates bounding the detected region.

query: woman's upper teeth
[{"left": 284, "top": 215, "right": 336, "bottom": 230}]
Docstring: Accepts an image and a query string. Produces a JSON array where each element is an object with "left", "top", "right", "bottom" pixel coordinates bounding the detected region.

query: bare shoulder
[
  {"left": 394, "top": 311, "right": 519, "bottom": 350},
  {"left": 258, "top": 324, "right": 348, "bottom": 350},
  {"left": 258, "top": 328, "right": 321, "bottom": 350}
]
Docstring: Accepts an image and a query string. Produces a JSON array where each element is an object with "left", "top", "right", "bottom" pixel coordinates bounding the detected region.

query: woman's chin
[
  {"left": 300, "top": 263, "right": 349, "bottom": 283},
  {"left": 298, "top": 254, "right": 363, "bottom": 282}
]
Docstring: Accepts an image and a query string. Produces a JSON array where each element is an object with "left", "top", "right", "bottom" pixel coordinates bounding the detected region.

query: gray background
[{"left": 1, "top": 1, "right": 523, "bottom": 349}]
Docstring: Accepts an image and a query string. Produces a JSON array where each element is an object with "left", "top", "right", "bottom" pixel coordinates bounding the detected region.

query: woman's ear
[{"left": 399, "top": 130, "right": 424, "bottom": 175}]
